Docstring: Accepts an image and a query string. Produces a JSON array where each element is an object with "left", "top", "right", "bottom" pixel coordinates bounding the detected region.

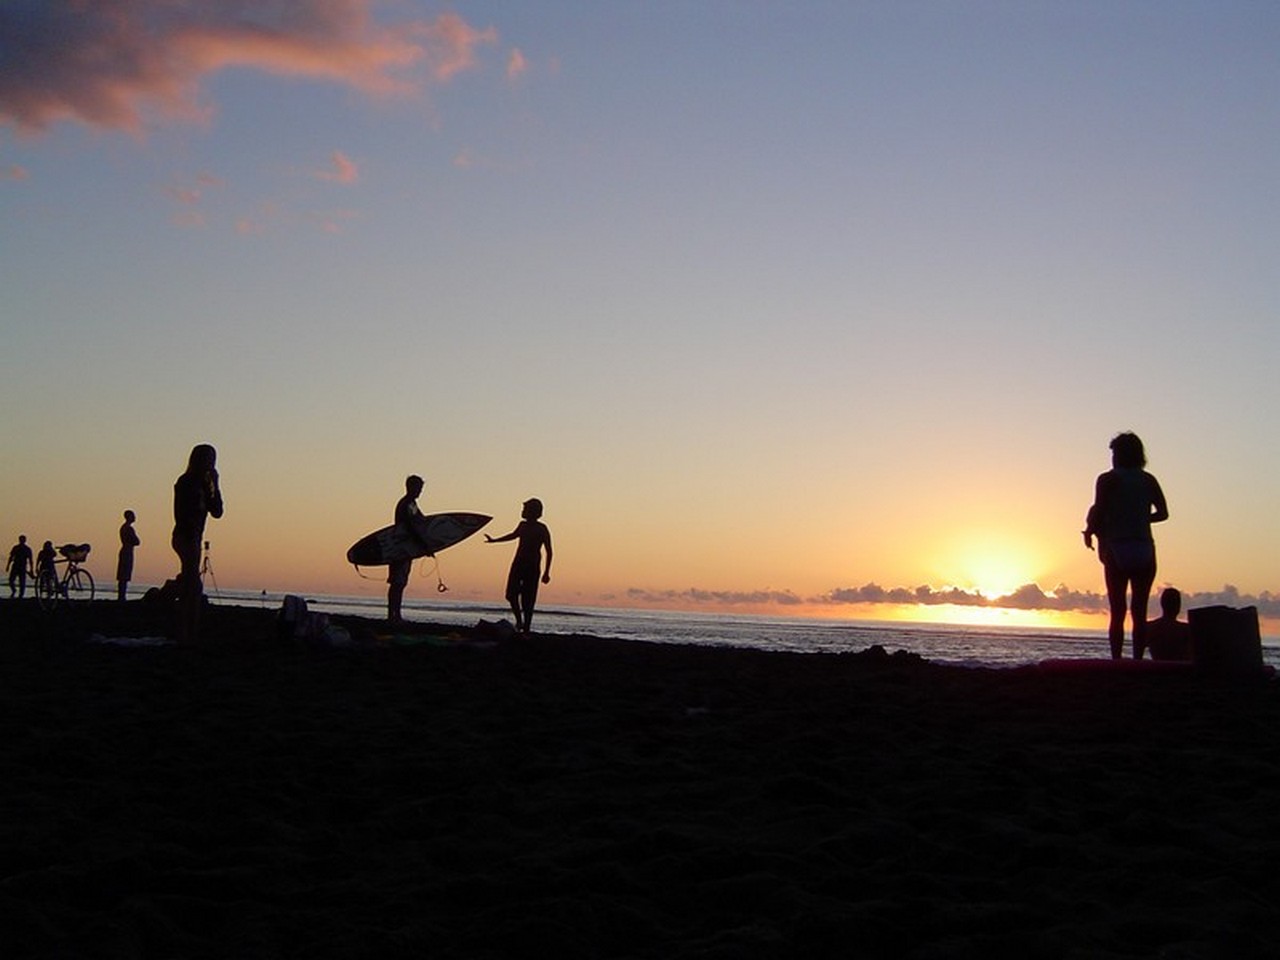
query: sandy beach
[{"left": 2, "top": 601, "right": 1279, "bottom": 959}]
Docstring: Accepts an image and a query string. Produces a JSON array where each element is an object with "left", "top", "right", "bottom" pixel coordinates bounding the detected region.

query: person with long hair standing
[
  {"left": 172, "top": 444, "right": 223, "bottom": 640},
  {"left": 1083, "top": 432, "right": 1168, "bottom": 659}
]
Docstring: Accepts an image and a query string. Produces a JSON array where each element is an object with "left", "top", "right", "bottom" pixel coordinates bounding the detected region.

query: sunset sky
[{"left": 3, "top": 1, "right": 1277, "bottom": 631}]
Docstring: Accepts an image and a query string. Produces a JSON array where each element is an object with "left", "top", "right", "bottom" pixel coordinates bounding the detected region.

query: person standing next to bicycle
[
  {"left": 172, "top": 445, "right": 223, "bottom": 641},
  {"left": 36, "top": 540, "right": 57, "bottom": 593},
  {"left": 7, "top": 535, "right": 33, "bottom": 598},
  {"left": 117, "top": 509, "right": 140, "bottom": 602}
]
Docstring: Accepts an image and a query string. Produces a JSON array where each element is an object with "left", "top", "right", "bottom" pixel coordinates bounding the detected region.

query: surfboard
[{"left": 346, "top": 512, "right": 491, "bottom": 567}]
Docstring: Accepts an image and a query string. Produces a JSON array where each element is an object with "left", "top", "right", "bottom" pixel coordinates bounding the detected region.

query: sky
[{"left": 2, "top": 1, "right": 1278, "bottom": 631}]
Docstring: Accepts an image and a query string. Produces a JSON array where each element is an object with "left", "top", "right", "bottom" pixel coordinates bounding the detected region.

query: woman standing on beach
[
  {"left": 1083, "top": 432, "right": 1168, "bottom": 659},
  {"left": 116, "top": 509, "right": 139, "bottom": 602},
  {"left": 172, "top": 444, "right": 223, "bottom": 641}
]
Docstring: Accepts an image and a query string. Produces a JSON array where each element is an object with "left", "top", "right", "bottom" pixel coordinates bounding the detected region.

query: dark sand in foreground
[{"left": 2, "top": 601, "right": 1279, "bottom": 958}]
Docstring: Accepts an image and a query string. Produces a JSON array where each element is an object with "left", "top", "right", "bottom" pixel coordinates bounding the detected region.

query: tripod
[{"left": 200, "top": 540, "right": 221, "bottom": 597}]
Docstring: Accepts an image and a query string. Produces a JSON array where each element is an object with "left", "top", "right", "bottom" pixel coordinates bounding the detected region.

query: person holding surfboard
[
  {"left": 486, "top": 498, "right": 553, "bottom": 635},
  {"left": 387, "top": 474, "right": 429, "bottom": 623}
]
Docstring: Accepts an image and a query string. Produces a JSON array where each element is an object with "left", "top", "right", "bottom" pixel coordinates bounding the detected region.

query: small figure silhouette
[
  {"left": 7, "top": 535, "right": 33, "bottom": 598},
  {"left": 486, "top": 498, "right": 553, "bottom": 635},
  {"left": 36, "top": 540, "right": 57, "bottom": 594},
  {"left": 117, "top": 509, "right": 139, "bottom": 602},
  {"left": 1083, "top": 432, "right": 1169, "bottom": 659},
  {"left": 387, "top": 475, "right": 427, "bottom": 623},
  {"left": 172, "top": 445, "right": 223, "bottom": 641},
  {"left": 1147, "top": 587, "right": 1192, "bottom": 662}
]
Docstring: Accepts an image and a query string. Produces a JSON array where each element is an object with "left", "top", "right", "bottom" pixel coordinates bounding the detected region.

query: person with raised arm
[
  {"left": 172, "top": 445, "right": 223, "bottom": 641},
  {"left": 486, "top": 498, "right": 553, "bottom": 635}
]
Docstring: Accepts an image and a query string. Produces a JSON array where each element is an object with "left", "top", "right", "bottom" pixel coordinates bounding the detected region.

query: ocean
[{"left": 207, "top": 589, "right": 1280, "bottom": 670}]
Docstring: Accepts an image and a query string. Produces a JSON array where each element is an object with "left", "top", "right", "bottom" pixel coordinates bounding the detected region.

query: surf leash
[
  {"left": 350, "top": 557, "right": 448, "bottom": 592},
  {"left": 420, "top": 554, "right": 449, "bottom": 593}
]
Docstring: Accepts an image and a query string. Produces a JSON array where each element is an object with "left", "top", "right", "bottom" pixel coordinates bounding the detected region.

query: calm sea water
[{"left": 209, "top": 590, "right": 1280, "bottom": 670}]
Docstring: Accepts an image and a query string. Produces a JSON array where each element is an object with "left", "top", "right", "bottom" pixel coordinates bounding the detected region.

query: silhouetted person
[
  {"left": 117, "top": 509, "right": 139, "bottom": 602},
  {"left": 7, "top": 535, "right": 33, "bottom": 598},
  {"left": 1083, "top": 432, "right": 1169, "bottom": 659},
  {"left": 388, "top": 474, "right": 427, "bottom": 623},
  {"left": 172, "top": 445, "right": 223, "bottom": 641},
  {"left": 486, "top": 498, "right": 553, "bottom": 635},
  {"left": 1147, "top": 587, "right": 1192, "bottom": 662},
  {"left": 36, "top": 540, "right": 57, "bottom": 594}
]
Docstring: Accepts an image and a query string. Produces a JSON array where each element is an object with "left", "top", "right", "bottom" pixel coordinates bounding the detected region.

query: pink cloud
[
  {"left": 167, "top": 186, "right": 202, "bottom": 205},
  {"left": 0, "top": 1, "right": 498, "bottom": 134},
  {"left": 163, "top": 172, "right": 222, "bottom": 209},
  {"left": 412, "top": 14, "right": 498, "bottom": 82},
  {"left": 506, "top": 48, "right": 528, "bottom": 81},
  {"left": 452, "top": 147, "right": 521, "bottom": 174},
  {"left": 315, "top": 151, "right": 359, "bottom": 184},
  {"left": 2, "top": 164, "right": 29, "bottom": 181}
]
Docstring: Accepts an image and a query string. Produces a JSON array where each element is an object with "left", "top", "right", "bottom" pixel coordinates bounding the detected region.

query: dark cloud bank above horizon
[{"left": 621, "top": 584, "right": 1280, "bottom": 619}]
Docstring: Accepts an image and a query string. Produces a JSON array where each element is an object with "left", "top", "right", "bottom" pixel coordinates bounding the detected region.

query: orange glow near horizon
[
  {"left": 862, "top": 603, "right": 1105, "bottom": 633},
  {"left": 604, "top": 596, "right": 1109, "bottom": 634},
  {"left": 930, "top": 530, "right": 1056, "bottom": 605}
]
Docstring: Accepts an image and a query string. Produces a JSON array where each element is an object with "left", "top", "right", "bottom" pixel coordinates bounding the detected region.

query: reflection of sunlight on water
[
  {"left": 209, "top": 590, "right": 1280, "bottom": 666},
  {"left": 859, "top": 603, "right": 1102, "bottom": 633}
]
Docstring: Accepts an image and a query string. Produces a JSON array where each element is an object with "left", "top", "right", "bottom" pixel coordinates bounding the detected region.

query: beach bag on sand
[
  {"left": 276, "top": 595, "right": 352, "bottom": 647},
  {"left": 278, "top": 595, "right": 310, "bottom": 641},
  {"left": 1188, "top": 605, "right": 1263, "bottom": 678},
  {"left": 474, "top": 618, "right": 517, "bottom": 641}
]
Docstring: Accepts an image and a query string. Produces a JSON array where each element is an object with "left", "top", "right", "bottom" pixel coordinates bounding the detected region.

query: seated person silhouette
[{"left": 1147, "top": 587, "right": 1192, "bottom": 662}]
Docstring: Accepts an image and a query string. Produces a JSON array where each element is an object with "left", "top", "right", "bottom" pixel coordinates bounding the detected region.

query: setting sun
[
  {"left": 931, "top": 531, "right": 1052, "bottom": 603},
  {"left": 2, "top": 1, "right": 1277, "bottom": 643}
]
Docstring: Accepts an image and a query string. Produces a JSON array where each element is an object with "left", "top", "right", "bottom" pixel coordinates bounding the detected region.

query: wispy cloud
[
  {"left": 506, "top": 48, "right": 528, "bottom": 82},
  {"left": 315, "top": 151, "right": 359, "bottom": 184},
  {"left": 311, "top": 207, "right": 360, "bottom": 235},
  {"left": 234, "top": 200, "right": 282, "bottom": 236},
  {"left": 417, "top": 12, "right": 498, "bottom": 82},
  {"left": 452, "top": 146, "right": 523, "bottom": 174},
  {"left": 166, "top": 186, "right": 202, "bottom": 206},
  {"left": 626, "top": 588, "right": 806, "bottom": 607},
  {"left": 2, "top": 163, "right": 30, "bottom": 181},
  {"left": 162, "top": 170, "right": 223, "bottom": 226},
  {"left": 0, "top": 1, "right": 498, "bottom": 134}
]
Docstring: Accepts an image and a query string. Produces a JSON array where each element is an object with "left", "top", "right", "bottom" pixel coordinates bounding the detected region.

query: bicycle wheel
[
  {"left": 36, "top": 573, "right": 58, "bottom": 610},
  {"left": 66, "top": 568, "right": 95, "bottom": 604}
]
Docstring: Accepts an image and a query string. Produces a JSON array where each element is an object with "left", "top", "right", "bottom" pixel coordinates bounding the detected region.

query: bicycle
[{"left": 36, "top": 543, "right": 95, "bottom": 610}]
